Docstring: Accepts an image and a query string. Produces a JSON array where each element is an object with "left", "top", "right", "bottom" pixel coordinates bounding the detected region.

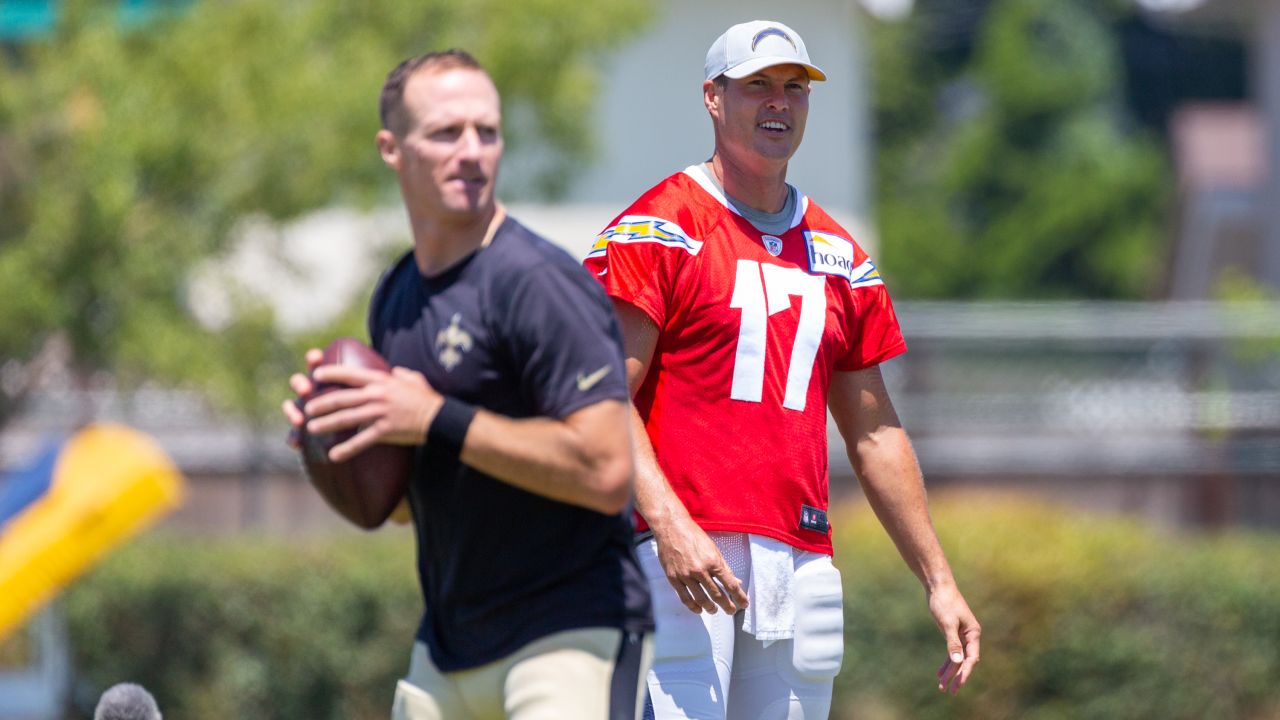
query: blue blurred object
[
  {"left": 0, "top": 0, "right": 191, "bottom": 40},
  {"left": 0, "top": 424, "right": 184, "bottom": 641},
  {"left": 0, "top": 0, "right": 54, "bottom": 40},
  {"left": 0, "top": 438, "right": 64, "bottom": 530}
]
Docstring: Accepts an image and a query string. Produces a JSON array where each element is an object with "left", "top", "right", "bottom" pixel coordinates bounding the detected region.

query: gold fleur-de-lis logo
[{"left": 435, "top": 313, "right": 473, "bottom": 371}]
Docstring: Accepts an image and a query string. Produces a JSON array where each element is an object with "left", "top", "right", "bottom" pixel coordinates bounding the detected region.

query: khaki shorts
[{"left": 392, "top": 627, "right": 653, "bottom": 720}]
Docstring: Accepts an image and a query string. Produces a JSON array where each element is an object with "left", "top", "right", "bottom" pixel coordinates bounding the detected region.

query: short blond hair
[{"left": 379, "top": 49, "right": 488, "bottom": 136}]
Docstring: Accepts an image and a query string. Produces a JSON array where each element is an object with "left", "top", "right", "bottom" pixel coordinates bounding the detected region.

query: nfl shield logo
[{"left": 762, "top": 235, "right": 783, "bottom": 256}]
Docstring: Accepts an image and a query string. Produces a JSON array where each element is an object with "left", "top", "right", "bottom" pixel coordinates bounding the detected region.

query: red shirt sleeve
[{"left": 583, "top": 213, "right": 699, "bottom": 330}]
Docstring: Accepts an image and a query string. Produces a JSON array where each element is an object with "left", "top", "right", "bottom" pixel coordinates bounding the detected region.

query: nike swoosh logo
[{"left": 576, "top": 365, "right": 612, "bottom": 392}]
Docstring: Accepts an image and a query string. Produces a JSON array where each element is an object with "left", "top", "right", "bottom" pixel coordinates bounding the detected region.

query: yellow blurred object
[
  {"left": 0, "top": 424, "right": 184, "bottom": 641},
  {"left": 388, "top": 498, "right": 412, "bottom": 525}
]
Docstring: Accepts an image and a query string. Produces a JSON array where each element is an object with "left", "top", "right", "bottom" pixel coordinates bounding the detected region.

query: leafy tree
[
  {"left": 0, "top": 0, "right": 651, "bottom": 429},
  {"left": 870, "top": 0, "right": 1170, "bottom": 299}
]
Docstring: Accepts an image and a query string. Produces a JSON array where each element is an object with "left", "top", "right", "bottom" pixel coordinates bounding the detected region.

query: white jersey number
[{"left": 729, "top": 260, "right": 826, "bottom": 412}]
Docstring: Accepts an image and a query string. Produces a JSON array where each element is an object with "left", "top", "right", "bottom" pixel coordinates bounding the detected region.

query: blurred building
[{"left": 1157, "top": 0, "right": 1280, "bottom": 297}]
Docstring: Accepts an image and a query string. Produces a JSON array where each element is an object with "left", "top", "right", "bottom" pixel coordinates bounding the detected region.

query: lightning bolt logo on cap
[{"left": 752, "top": 27, "right": 796, "bottom": 52}]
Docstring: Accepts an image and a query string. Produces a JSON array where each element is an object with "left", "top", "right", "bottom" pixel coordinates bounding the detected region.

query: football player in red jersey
[{"left": 584, "top": 20, "right": 981, "bottom": 718}]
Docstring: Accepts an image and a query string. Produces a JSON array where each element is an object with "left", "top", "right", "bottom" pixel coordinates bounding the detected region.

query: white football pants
[{"left": 638, "top": 536, "right": 845, "bottom": 720}]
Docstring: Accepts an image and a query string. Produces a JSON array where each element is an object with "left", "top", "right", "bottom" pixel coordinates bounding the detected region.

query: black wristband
[{"left": 427, "top": 397, "right": 477, "bottom": 452}]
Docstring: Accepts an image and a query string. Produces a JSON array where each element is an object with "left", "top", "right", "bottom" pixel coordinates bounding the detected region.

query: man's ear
[
  {"left": 376, "top": 129, "right": 400, "bottom": 169},
  {"left": 703, "top": 79, "right": 721, "bottom": 120}
]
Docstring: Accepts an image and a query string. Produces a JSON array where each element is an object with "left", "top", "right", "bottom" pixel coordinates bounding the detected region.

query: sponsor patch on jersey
[
  {"left": 588, "top": 215, "right": 703, "bottom": 257},
  {"left": 804, "top": 231, "right": 856, "bottom": 282}
]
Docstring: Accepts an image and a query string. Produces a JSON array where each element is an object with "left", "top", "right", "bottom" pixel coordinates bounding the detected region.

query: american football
[{"left": 298, "top": 337, "right": 413, "bottom": 529}]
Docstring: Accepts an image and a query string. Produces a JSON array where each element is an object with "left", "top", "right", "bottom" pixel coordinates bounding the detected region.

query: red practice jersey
[{"left": 585, "top": 167, "right": 906, "bottom": 554}]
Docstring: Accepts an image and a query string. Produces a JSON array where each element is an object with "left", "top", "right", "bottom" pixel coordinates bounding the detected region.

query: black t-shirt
[{"left": 368, "top": 215, "right": 653, "bottom": 672}]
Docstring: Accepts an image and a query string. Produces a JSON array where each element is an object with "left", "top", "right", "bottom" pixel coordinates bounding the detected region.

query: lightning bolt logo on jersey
[
  {"left": 584, "top": 165, "right": 906, "bottom": 555},
  {"left": 590, "top": 216, "right": 703, "bottom": 257}
]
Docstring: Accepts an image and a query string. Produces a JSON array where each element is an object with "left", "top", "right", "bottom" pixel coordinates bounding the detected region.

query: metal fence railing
[
  {"left": 4, "top": 302, "right": 1279, "bottom": 482},
  {"left": 828, "top": 301, "right": 1280, "bottom": 479}
]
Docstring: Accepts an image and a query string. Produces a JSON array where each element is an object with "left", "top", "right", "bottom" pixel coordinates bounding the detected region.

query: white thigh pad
[{"left": 790, "top": 557, "right": 844, "bottom": 680}]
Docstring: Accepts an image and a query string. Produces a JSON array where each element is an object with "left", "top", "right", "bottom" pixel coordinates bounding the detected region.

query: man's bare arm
[
  {"left": 613, "top": 300, "right": 748, "bottom": 614},
  {"left": 299, "top": 363, "right": 634, "bottom": 516},
  {"left": 828, "top": 366, "right": 981, "bottom": 694}
]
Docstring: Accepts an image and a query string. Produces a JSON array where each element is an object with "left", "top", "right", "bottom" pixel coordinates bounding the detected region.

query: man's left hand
[{"left": 929, "top": 583, "right": 981, "bottom": 695}]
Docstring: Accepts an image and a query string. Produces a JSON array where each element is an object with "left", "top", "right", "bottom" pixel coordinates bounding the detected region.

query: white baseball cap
[{"left": 704, "top": 20, "right": 827, "bottom": 83}]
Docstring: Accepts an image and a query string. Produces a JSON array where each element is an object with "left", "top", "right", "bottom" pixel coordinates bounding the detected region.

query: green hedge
[
  {"left": 59, "top": 495, "right": 1280, "bottom": 718},
  {"left": 832, "top": 494, "right": 1280, "bottom": 720},
  {"left": 63, "top": 530, "right": 421, "bottom": 720}
]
